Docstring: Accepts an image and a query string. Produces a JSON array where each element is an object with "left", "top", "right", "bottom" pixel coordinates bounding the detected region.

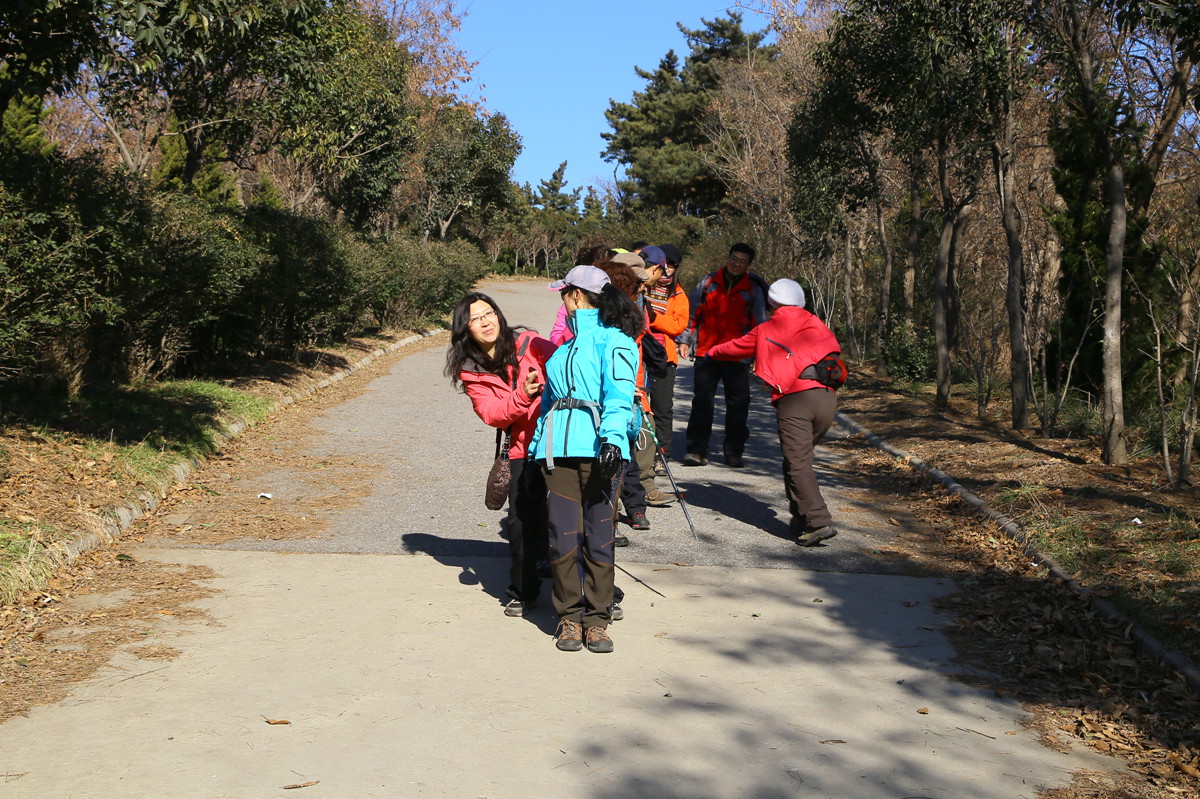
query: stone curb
[
  {"left": 47, "top": 329, "right": 444, "bottom": 569},
  {"left": 836, "top": 410, "right": 1200, "bottom": 698}
]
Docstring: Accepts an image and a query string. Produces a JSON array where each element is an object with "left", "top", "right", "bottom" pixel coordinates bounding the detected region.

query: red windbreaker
[{"left": 706, "top": 305, "right": 840, "bottom": 403}]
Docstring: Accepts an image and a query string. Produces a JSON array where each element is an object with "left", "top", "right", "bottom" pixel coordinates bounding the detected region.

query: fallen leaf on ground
[
  {"left": 264, "top": 718, "right": 291, "bottom": 725},
  {"left": 917, "top": 707, "right": 930, "bottom": 715},
  {"left": 281, "top": 781, "right": 319, "bottom": 789}
]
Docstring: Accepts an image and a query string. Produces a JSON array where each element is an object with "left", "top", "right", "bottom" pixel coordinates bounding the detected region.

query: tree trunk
[
  {"left": 994, "top": 136, "right": 1029, "bottom": 429},
  {"left": 843, "top": 231, "right": 859, "bottom": 360},
  {"left": 902, "top": 169, "right": 921, "bottom": 332},
  {"left": 1101, "top": 156, "right": 1128, "bottom": 464},
  {"left": 933, "top": 140, "right": 960, "bottom": 407},
  {"left": 875, "top": 201, "right": 893, "bottom": 377}
]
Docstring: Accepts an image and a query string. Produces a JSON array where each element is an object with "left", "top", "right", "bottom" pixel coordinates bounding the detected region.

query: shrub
[
  {"left": 369, "top": 236, "right": 490, "bottom": 329},
  {"left": 883, "top": 326, "right": 936, "bottom": 383}
]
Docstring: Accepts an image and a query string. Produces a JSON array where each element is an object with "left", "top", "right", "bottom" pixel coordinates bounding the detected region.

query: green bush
[
  {"left": 1, "top": 149, "right": 487, "bottom": 390},
  {"left": 235, "top": 206, "right": 365, "bottom": 353},
  {"left": 368, "top": 236, "right": 490, "bottom": 329},
  {"left": 0, "top": 182, "right": 97, "bottom": 378},
  {"left": 883, "top": 326, "right": 936, "bottom": 383}
]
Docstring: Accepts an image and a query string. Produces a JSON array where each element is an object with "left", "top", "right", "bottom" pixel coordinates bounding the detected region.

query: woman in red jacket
[
  {"left": 706, "top": 279, "right": 841, "bottom": 547},
  {"left": 446, "top": 292, "right": 556, "bottom": 615}
]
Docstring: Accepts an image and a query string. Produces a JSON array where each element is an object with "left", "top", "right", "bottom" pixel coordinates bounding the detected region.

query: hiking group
[{"left": 445, "top": 242, "right": 844, "bottom": 653}]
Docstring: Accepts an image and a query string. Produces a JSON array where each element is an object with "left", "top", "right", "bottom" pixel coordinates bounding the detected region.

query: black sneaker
[
  {"left": 625, "top": 511, "right": 650, "bottom": 531},
  {"left": 504, "top": 598, "right": 535, "bottom": 617},
  {"left": 614, "top": 533, "right": 630, "bottom": 547},
  {"left": 797, "top": 526, "right": 838, "bottom": 547},
  {"left": 682, "top": 452, "right": 708, "bottom": 466},
  {"left": 724, "top": 453, "right": 744, "bottom": 468}
]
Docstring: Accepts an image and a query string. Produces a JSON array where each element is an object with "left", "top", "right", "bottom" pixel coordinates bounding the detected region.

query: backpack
[{"left": 799, "top": 352, "right": 848, "bottom": 390}]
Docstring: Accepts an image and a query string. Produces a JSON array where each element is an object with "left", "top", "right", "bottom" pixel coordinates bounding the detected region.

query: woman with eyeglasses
[{"left": 446, "top": 292, "right": 556, "bottom": 618}]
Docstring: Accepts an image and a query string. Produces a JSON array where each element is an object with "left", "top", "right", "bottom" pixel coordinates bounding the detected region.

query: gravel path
[{"left": 210, "top": 279, "right": 920, "bottom": 575}]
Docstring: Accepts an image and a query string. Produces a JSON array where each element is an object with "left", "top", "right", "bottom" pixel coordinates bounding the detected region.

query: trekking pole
[{"left": 656, "top": 444, "right": 698, "bottom": 540}]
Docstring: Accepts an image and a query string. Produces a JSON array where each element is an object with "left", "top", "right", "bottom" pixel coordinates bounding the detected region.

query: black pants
[
  {"left": 619, "top": 441, "right": 646, "bottom": 516},
  {"left": 506, "top": 457, "right": 548, "bottom": 602},
  {"left": 648, "top": 362, "right": 678, "bottom": 457},
  {"left": 685, "top": 358, "right": 751, "bottom": 459},
  {"left": 542, "top": 458, "right": 617, "bottom": 628}
]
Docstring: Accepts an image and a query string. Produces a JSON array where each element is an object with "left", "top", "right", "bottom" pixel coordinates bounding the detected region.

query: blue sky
[{"left": 457, "top": 1, "right": 763, "bottom": 195}]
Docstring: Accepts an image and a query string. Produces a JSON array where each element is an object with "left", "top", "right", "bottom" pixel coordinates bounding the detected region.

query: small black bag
[
  {"left": 484, "top": 427, "right": 512, "bottom": 511},
  {"left": 640, "top": 332, "right": 669, "bottom": 380}
]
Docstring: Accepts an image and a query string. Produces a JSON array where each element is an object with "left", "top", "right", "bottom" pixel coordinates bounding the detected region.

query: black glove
[{"left": 597, "top": 442, "right": 624, "bottom": 482}]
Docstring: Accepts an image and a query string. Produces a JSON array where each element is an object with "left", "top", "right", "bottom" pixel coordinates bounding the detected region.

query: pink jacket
[
  {"left": 549, "top": 303, "right": 573, "bottom": 346},
  {"left": 459, "top": 331, "right": 556, "bottom": 458},
  {"left": 707, "top": 305, "right": 839, "bottom": 403}
]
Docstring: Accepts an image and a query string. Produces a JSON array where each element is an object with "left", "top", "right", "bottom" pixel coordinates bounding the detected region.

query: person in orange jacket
[
  {"left": 706, "top": 279, "right": 842, "bottom": 547},
  {"left": 642, "top": 245, "right": 689, "bottom": 496}
]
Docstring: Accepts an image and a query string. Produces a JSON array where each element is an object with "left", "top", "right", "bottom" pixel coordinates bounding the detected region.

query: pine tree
[
  {"left": 0, "top": 90, "right": 54, "bottom": 156},
  {"left": 602, "top": 12, "right": 775, "bottom": 218}
]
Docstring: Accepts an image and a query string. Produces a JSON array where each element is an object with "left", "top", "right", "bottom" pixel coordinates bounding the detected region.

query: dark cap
[
  {"left": 640, "top": 245, "right": 667, "bottom": 267},
  {"left": 658, "top": 244, "right": 683, "bottom": 266}
]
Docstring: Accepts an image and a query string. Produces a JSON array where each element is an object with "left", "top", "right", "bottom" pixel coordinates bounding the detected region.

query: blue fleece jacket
[{"left": 530, "top": 308, "right": 638, "bottom": 465}]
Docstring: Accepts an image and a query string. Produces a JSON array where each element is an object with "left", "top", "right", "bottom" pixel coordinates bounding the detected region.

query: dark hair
[
  {"left": 629, "top": 241, "right": 649, "bottom": 252},
  {"left": 444, "top": 292, "right": 518, "bottom": 389},
  {"left": 730, "top": 242, "right": 756, "bottom": 263},
  {"left": 596, "top": 262, "right": 641, "bottom": 301},
  {"left": 575, "top": 244, "right": 610, "bottom": 266},
  {"left": 571, "top": 283, "right": 644, "bottom": 339}
]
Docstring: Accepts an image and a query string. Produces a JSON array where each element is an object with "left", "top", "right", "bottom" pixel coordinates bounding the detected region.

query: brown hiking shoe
[
  {"left": 585, "top": 625, "right": 614, "bottom": 653},
  {"left": 644, "top": 488, "right": 675, "bottom": 506},
  {"left": 797, "top": 526, "right": 838, "bottom": 547},
  {"left": 555, "top": 618, "right": 583, "bottom": 651}
]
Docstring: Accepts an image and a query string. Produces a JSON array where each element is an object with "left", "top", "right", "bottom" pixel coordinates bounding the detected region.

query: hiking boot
[
  {"left": 503, "top": 598, "right": 534, "bottom": 618},
  {"left": 610, "top": 602, "right": 624, "bottom": 622},
  {"left": 724, "top": 453, "right": 744, "bottom": 468},
  {"left": 625, "top": 511, "right": 650, "bottom": 531},
  {"left": 614, "top": 533, "right": 630, "bottom": 547},
  {"left": 654, "top": 456, "right": 668, "bottom": 476},
  {"left": 555, "top": 618, "right": 584, "bottom": 651},
  {"left": 797, "top": 526, "right": 838, "bottom": 547},
  {"left": 585, "top": 625, "right": 614, "bottom": 653},
  {"left": 644, "top": 488, "right": 676, "bottom": 507},
  {"left": 682, "top": 452, "right": 708, "bottom": 467}
]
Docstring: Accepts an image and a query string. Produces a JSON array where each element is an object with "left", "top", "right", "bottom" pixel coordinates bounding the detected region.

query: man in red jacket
[
  {"left": 706, "top": 278, "right": 842, "bottom": 546},
  {"left": 677, "top": 243, "right": 769, "bottom": 468}
]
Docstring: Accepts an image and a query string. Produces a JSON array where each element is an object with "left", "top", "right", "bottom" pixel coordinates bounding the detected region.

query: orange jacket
[{"left": 645, "top": 282, "right": 689, "bottom": 364}]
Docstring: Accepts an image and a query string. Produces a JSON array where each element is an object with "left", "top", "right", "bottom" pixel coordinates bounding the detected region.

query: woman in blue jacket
[{"left": 530, "top": 265, "right": 643, "bottom": 653}]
